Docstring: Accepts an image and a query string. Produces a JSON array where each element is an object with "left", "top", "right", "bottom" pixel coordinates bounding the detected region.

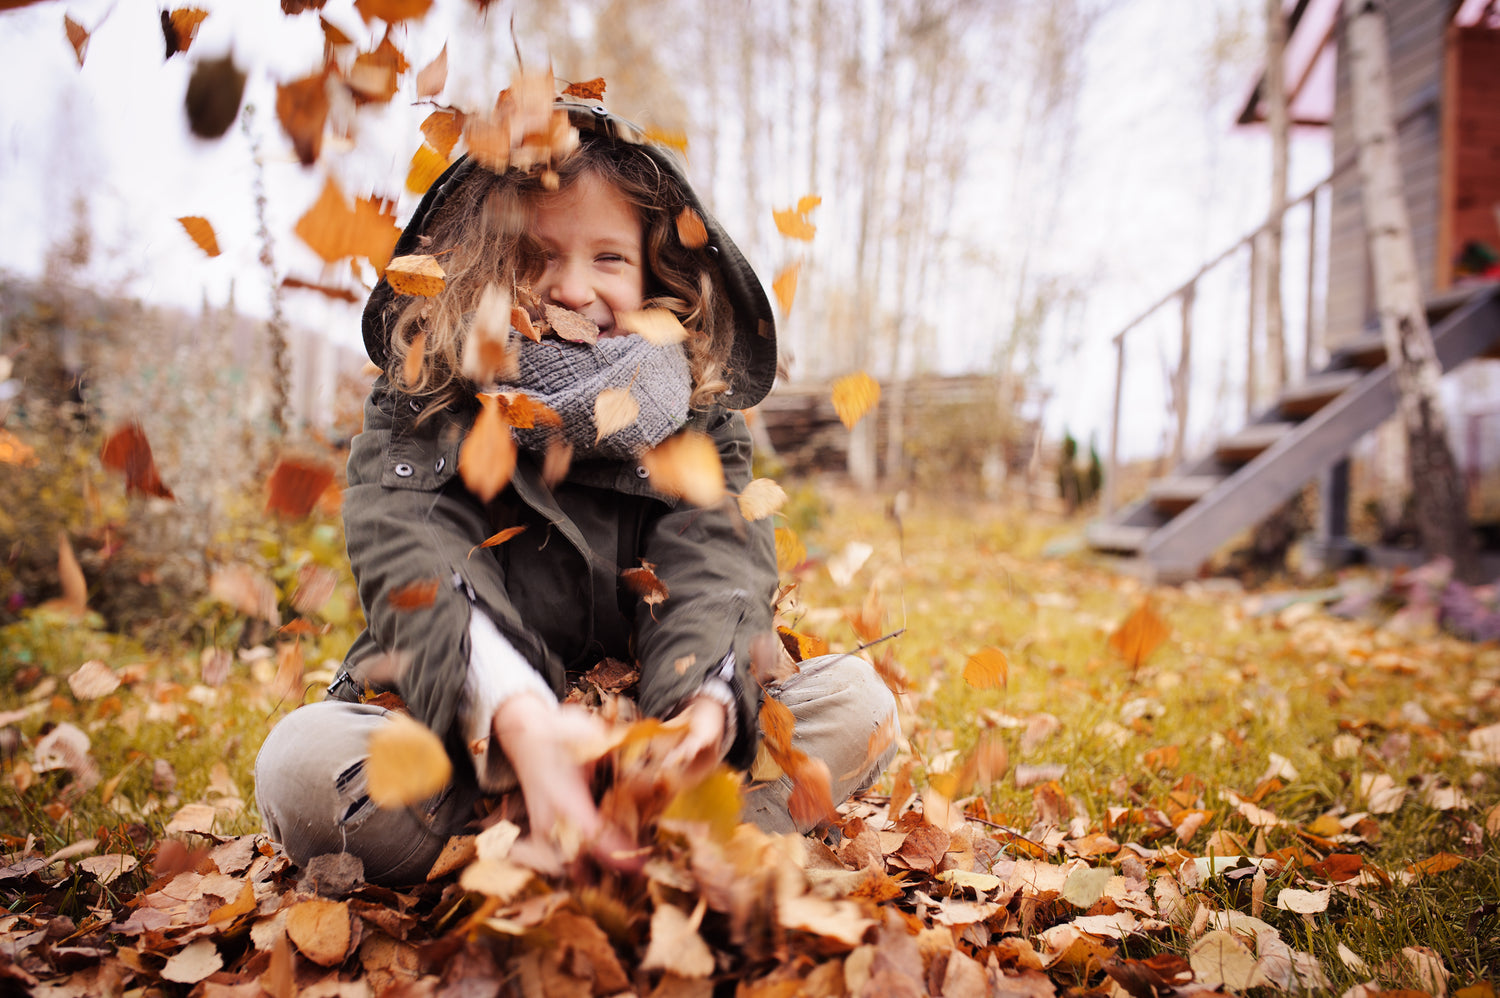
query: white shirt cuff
[{"left": 463, "top": 611, "right": 556, "bottom": 792}]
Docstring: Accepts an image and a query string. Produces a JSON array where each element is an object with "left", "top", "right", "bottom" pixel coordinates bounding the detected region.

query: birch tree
[{"left": 1343, "top": 0, "right": 1479, "bottom": 581}]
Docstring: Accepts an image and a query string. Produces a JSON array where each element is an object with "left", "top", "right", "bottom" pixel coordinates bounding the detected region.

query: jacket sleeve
[
  {"left": 340, "top": 382, "right": 562, "bottom": 746},
  {"left": 631, "top": 407, "right": 777, "bottom": 769}
]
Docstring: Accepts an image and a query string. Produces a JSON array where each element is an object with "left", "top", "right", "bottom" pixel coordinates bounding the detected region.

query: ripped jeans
[{"left": 253, "top": 654, "right": 899, "bottom": 886}]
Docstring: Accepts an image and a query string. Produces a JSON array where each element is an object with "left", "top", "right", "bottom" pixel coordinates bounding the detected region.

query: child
[{"left": 255, "top": 98, "right": 898, "bottom": 885}]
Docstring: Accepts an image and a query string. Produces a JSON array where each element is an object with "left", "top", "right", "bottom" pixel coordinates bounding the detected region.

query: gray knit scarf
[{"left": 493, "top": 334, "right": 692, "bottom": 460}]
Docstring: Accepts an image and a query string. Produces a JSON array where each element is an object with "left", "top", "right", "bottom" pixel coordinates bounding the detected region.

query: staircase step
[
  {"left": 1216, "top": 422, "right": 1294, "bottom": 464},
  {"left": 1085, "top": 523, "right": 1151, "bottom": 555},
  {"left": 1328, "top": 332, "right": 1386, "bottom": 370},
  {"left": 1277, "top": 369, "right": 1362, "bottom": 418},
  {"left": 1147, "top": 475, "right": 1223, "bottom": 515}
]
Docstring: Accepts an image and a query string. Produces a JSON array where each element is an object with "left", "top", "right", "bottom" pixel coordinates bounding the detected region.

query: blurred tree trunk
[
  {"left": 1344, "top": 0, "right": 1479, "bottom": 582},
  {"left": 1264, "top": 0, "right": 1288, "bottom": 392}
]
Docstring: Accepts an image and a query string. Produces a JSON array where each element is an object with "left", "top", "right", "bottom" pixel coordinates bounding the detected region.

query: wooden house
[{"left": 1087, "top": 0, "right": 1500, "bottom": 580}]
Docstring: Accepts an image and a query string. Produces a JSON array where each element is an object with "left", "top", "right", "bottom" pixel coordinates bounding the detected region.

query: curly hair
[{"left": 383, "top": 133, "right": 734, "bottom": 414}]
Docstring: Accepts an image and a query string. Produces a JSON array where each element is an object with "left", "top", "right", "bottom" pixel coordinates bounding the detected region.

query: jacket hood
[{"left": 362, "top": 101, "right": 778, "bottom": 410}]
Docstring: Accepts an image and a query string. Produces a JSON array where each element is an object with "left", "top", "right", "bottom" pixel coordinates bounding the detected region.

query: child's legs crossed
[
  {"left": 743, "top": 653, "right": 899, "bottom": 835},
  {"left": 254, "top": 700, "right": 478, "bottom": 886}
]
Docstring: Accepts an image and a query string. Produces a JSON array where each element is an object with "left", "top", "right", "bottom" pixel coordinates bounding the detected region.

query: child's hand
[
  {"left": 660, "top": 694, "right": 728, "bottom": 786},
  {"left": 491, "top": 695, "right": 639, "bottom": 871}
]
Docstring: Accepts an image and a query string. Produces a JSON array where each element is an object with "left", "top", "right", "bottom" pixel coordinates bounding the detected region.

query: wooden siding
[
  {"left": 1444, "top": 25, "right": 1500, "bottom": 286},
  {"left": 1327, "top": 0, "right": 1448, "bottom": 349}
]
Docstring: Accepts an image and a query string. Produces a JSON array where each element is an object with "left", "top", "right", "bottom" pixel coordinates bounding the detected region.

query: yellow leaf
[
  {"left": 366, "top": 713, "right": 451, "bottom": 808},
  {"left": 178, "top": 216, "right": 220, "bottom": 257},
  {"left": 594, "top": 387, "right": 640, "bottom": 441},
  {"left": 775, "top": 526, "right": 806, "bottom": 575},
  {"left": 0, "top": 429, "right": 38, "bottom": 466},
  {"left": 640, "top": 431, "right": 724, "bottom": 507},
  {"left": 796, "top": 194, "right": 823, "bottom": 215},
  {"left": 643, "top": 127, "right": 688, "bottom": 155},
  {"left": 831, "top": 372, "right": 880, "bottom": 429},
  {"left": 458, "top": 394, "right": 517, "bottom": 502},
  {"left": 406, "top": 142, "right": 449, "bottom": 195},
  {"left": 737, "top": 478, "right": 787, "bottom": 521},
  {"left": 385, "top": 254, "right": 446, "bottom": 297},
  {"left": 615, "top": 308, "right": 687, "bottom": 346},
  {"left": 963, "top": 646, "right": 1008, "bottom": 691},
  {"left": 1107, "top": 600, "right": 1170, "bottom": 670},
  {"left": 661, "top": 765, "right": 743, "bottom": 843},
  {"left": 772, "top": 262, "right": 799, "bottom": 314},
  {"left": 773, "top": 195, "right": 820, "bottom": 241}
]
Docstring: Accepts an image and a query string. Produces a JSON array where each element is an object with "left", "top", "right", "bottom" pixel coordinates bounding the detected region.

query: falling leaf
[
  {"left": 185, "top": 53, "right": 246, "bottom": 138},
  {"left": 177, "top": 215, "right": 220, "bottom": 256},
  {"left": 495, "top": 392, "right": 561, "bottom": 428},
  {"left": 282, "top": 275, "right": 361, "bottom": 303},
  {"left": 615, "top": 308, "right": 687, "bottom": 346},
  {"left": 57, "top": 532, "right": 87, "bottom": 614},
  {"left": 644, "top": 126, "right": 688, "bottom": 155},
  {"left": 286, "top": 898, "right": 353, "bottom": 967},
  {"left": 778, "top": 625, "right": 829, "bottom": 662},
  {"left": 403, "top": 329, "right": 427, "bottom": 387},
  {"left": 621, "top": 561, "right": 669, "bottom": 608},
  {"left": 276, "top": 70, "right": 330, "bottom": 166},
  {"left": 772, "top": 262, "right": 800, "bottom": 314},
  {"left": 737, "top": 478, "right": 787, "bottom": 521},
  {"left": 544, "top": 303, "right": 599, "bottom": 344},
  {"left": 773, "top": 195, "right": 820, "bottom": 241},
  {"left": 347, "top": 37, "right": 404, "bottom": 102},
  {"left": 459, "top": 393, "right": 518, "bottom": 502},
  {"left": 161, "top": 7, "right": 208, "bottom": 57},
  {"left": 210, "top": 563, "right": 280, "bottom": 623},
  {"left": 462, "top": 283, "right": 516, "bottom": 383},
  {"left": 785, "top": 751, "right": 835, "bottom": 827},
  {"left": 388, "top": 577, "right": 440, "bottom": 610},
  {"left": 1107, "top": 600, "right": 1170, "bottom": 670},
  {"left": 469, "top": 526, "right": 526, "bottom": 558},
  {"left": 63, "top": 14, "right": 89, "bottom": 67},
  {"left": 366, "top": 713, "right": 451, "bottom": 807},
  {"left": 68, "top": 660, "right": 119, "bottom": 700},
  {"left": 587, "top": 387, "right": 639, "bottom": 443},
  {"left": 353, "top": 0, "right": 433, "bottom": 23},
  {"left": 385, "top": 254, "right": 446, "bottom": 296},
  {"left": 963, "top": 647, "right": 1008, "bottom": 690},
  {"left": 294, "top": 177, "right": 401, "bottom": 270},
  {"left": 415, "top": 42, "right": 446, "bottom": 97},
  {"left": 101, "top": 422, "right": 175, "bottom": 499},
  {"left": 831, "top": 372, "right": 880, "bottom": 429},
  {"left": 675, "top": 206, "right": 707, "bottom": 249},
  {"left": 406, "top": 141, "right": 449, "bottom": 194},
  {"left": 265, "top": 456, "right": 335, "bottom": 519},
  {"left": 641, "top": 431, "right": 725, "bottom": 506},
  {"left": 0, "top": 428, "right": 38, "bottom": 466},
  {"left": 421, "top": 108, "right": 464, "bottom": 157},
  {"left": 562, "top": 77, "right": 607, "bottom": 100},
  {"left": 641, "top": 901, "right": 715, "bottom": 978},
  {"left": 775, "top": 527, "right": 807, "bottom": 574}
]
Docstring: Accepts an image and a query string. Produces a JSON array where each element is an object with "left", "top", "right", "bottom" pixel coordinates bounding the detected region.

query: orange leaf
[
  {"left": 468, "top": 526, "right": 526, "bottom": 559},
  {"left": 831, "top": 372, "right": 880, "bottom": 430},
  {"left": 276, "top": 71, "right": 329, "bottom": 166},
  {"left": 772, "top": 196, "right": 820, "bottom": 241},
  {"left": 63, "top": 14, "right": 89, "bottom": 67},
  {"left": 759, "top": 696, "right": 796, "bottom": 757},
  {"left": 1107, "top": 600, "right": 1170, "bottom": 670},
  {"left": 841, "top": 708, "right": 898, "bottom": 781},
  {"left": 643, "top": 127, "right": 688, "bottom": 155},
  {"left": 737, "top": 478, "right": 787, "bottom": 522},
  {"left": 640, "top": 431, "right": 724, "bottom": 507},
  {"left": 963, "top": 646, "right": 1008, "bottom": 691},
  {"left": 347, "top": 37, "right": 405, "bottom": 103},
  {"left": 388, "top": 578, "right": 440, "bottom": 611},
  {"left": 281, "top": 275, "right": 361, "bottom": 303},
  {"left": 353, "top": 0, "right": 433, "bottom": 24},
  {"left": 459, "top": 393, "right": 517, "bottom": 502},
  {"left": 176, "top": 216, "right": 220, "bottom": 256},
  {"left": 415, "top": 42, "right": 446, "bottom": 97},
  {"left": 294, "top": 177, "right": 401, "bottom": 270},
  {"left": 785, "top": 751, "right": 835, "bottom": 827},
  {"left": 1406, "top": 852, "right": 1465, "bottom": 877},
  {"left": 772, "top": 262, "right": 799, "bottom": 314},
  {"left": 285, "top": 899, "right": 353, "bottom": 968},
  {"left": 265, "top": 456, "right": 336, "bottom": 519},
  {"left": 562, "top": 77, "right": 607, "bottom": 100},
  {"left": 494, "top": 392, "right": 561, "bottom": 429},
  {"left": 675, "top": 207, "right": 707, "bottom": 249},
  {"left": 621, "top": 561, "right": 670, "bottom": 608},
  {"left": 403, "top": 329, "right": 427, "bottom": 387},
  {"left": 100, "top": 422, "right": 174, "bottom": 499},
  {"left": 406, "top": 141, "right": 449, "bottom": 195},
  {"left": 777, "top": 625, "right": 829, "bottom": 663},
  {"left": 0, "top": 428, "right": 39, "bottom": 466},
  {"left": 421, "top": 108, "right": 465, "bottom": 158},
  {"left": 162, "top": 7, "right": 208, "bottom": 57}
]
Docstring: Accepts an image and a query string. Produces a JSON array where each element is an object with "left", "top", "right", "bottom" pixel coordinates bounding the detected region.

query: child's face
[{"left": 532, "top": 171, "right": 645, "bottom": 338}]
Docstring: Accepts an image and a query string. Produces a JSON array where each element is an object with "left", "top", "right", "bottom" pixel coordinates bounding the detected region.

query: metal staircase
[{"left": 1086, "top": 283, "right": 1500, "bottom": 581}]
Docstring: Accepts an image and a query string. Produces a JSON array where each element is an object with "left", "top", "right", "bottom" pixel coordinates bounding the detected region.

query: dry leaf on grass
[{"left": 286, "top": 898, "right": 352, "bottom": 967}]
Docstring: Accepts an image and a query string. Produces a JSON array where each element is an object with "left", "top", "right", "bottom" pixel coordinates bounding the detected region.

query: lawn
[{"left": 2, "top": 479, "right": 1497, "bottom": 996}]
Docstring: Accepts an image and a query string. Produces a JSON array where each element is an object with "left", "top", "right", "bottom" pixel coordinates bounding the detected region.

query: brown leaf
[
  {"left": 352, "top": 0, "right": 433, "bottom": 23},
  {"left": 963, "top": 646, "right": 1008, "bottom": 690},
  {"left": 291, "top": 564, "right": 338, "bottom": 615},
  {"left": 675, "top": 207, "right": 707, "bottom": 249},
  {"left": 101, "top": 422, "right": 175, "bottom": 499},
  {"left": 469, "top": 526, "right": 526, "bottom": 559},
  {"left": 276, "top": 71, "right": 329, "bottom": 166},
  {"left": 414, "top": 42, "right": 446, "bottom": 97},
  {"left": 178, "top": 215, "right": 221, "bottom": 256},
  {"left": 562, "top": 77, "right": 607, "bottom": 100},
  {"left": 1105, "top": 953, "right": 1195, "bottom": 998},
  {"left": 162, "top": 7, "right": 208, "bottom": 57},
  {"left": 1405, "top": 852, "right": 1465, "bottom": 877},
  {"left": 185, "top": 53, "right": 246, "bottom": 139},
  {"left": 266, "top": 456, "right": 336, "bottom": 519},
  {"left": 1108, "top": 600, "right": 1170, "bottom": 670},
  {"left": 366, "top": 713, "right": 451, "bottom": 807},
  {"left": 773, "top": 196, "right": 820, "bottom": 241},
  {"left": 210, "top": 563, "right": 280, "bottom": 623},
  {"left": 421, "top": 108, "right": 465, "bottom": 157},
  {"left": 831, "top": 372, "right": 880, "bottom": 430},
  {"left": 347, "top": 37, "right": 404, "bottom": 103},
  {"left": 282, "top": 275, "right": 361, "bottom": 303},
  {"left": 387, "top": 577, "right": 440, "bottom": 610},
  {"left": 544, "top": 303, "right": 599, "bottom": 344},
  {"left": 57, "top": 531, "right": 87, "bottom": 614},
  {"left": 895, "top": 822, "right": 950, "bottom": 873},
  {"left": 385, "top": 254, "right": 446, "bottom": 297},
  {"left": 640, "top": 431, "right": 725, "bottom": 507},
  {"left": 459, "top": 393, "right": 517, "bottom": 502},
  {"left": 63, "top": 14, "right": 89, "bottom": 67},
  {"left": 286, "top": 898, "right": 353, "bottom": 967},
  {"left": 621, "top": 561, "right": 670, "bottom": 608},
  {"left": 772, "top": 263, "right": 800, "bottom": 314}
]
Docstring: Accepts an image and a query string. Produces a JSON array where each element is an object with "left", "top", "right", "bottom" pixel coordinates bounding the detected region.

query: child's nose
[{"left": 545, "top": 261, "right": 593, "bottom": 310}]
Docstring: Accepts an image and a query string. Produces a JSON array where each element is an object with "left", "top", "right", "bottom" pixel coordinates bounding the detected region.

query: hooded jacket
[{"left": 331, "top": 103, "right": 779, "bottom": 774}]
